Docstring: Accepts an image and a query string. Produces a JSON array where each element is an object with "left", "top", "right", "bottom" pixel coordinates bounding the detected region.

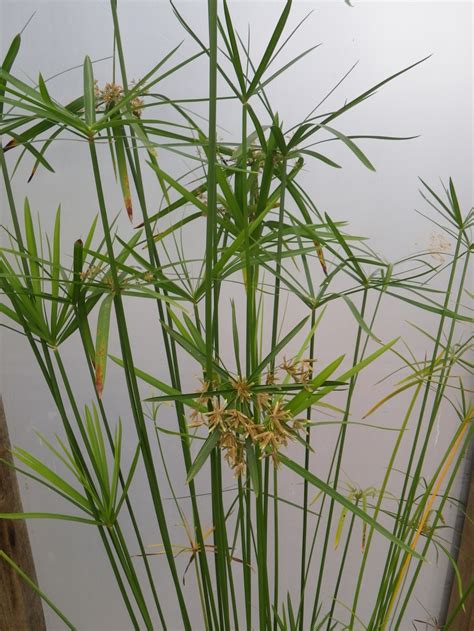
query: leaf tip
[{"left": 125, "top": 197, "right": 133, "bottom": 222}]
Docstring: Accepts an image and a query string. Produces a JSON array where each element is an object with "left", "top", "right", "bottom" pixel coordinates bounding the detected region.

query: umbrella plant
[{"left": 0, "top": 1, "right": 472, "bottom": 629}]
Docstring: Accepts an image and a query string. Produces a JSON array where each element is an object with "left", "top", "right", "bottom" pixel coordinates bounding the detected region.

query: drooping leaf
[
  {"left": 320, "top": 124, "right": 375, "bottom": 171},
  {"left": 279, "top": 454, "right": 424, "bottom": 559}
]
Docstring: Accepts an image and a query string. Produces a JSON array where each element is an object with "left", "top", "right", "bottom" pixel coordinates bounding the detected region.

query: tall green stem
[
  {"left": 311, "top": 288, "right": 368, "bottom": 626},
  {"left": 298, "top": 309, "right": 316, "bottom": 630},
  {"left": 109, "top": 2, "right": 217, "bottom": 624},
  {"left": 88, "top": 139, "right": 191, "bottom": 629}
]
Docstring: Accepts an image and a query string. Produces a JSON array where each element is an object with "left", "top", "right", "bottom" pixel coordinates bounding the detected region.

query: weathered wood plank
[
  {"left": 0, "top": 396, "right": 46, "bottom": 631},
  {"left": 446, "top": 465, "right": 474, "bottom": 630}
]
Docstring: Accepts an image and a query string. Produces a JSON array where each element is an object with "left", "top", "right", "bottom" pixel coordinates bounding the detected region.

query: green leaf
[
  {"left": 0, "top": 512, "right": 99, "bottom": 525},
  {"left": 285, "top": 354, "right": 345, "bottom": 416},
  {"left": 385, "top": 291, "right": 473, "bottom": 323},
  {"left": 153, "top": 212, "right": 202, "bottom": 243},
  {"left": 83, "top": 215, "right": 98, "bottom": 254},
  {"left": 27, "top": 127, "right": 61, "bottom": 182},
  {"left": 298, "top": 149, "right": 341, "bottom": 169},
  {"left": 38, "top": 72, "right": 53, "bottom": 106},
  {"left": 72, "top": 238, "right": 84, "bottom": 305},
  {"left": 2, "top": 96, "right": 84, "bottom": 150},
  {"left": 0, "top": 302, "right": 21, "bottom": 325},
  {"left": 83, "top": 56, "right": 96, "bottom": 127},
  {"left": 0, "top": 33, "right": 21, "bottom": 117},
  {"left": 5, "top": 131, "right": 56, "bottom": 182},
  {"left": 279, "top": 454, "right": 424, "bottom": 560},
  {"left": 23, "top": 198, "right": 41, "bottom": 297},
  {"left": 343, "top": 295, "right": 381, "bottom": 342},
  {"left": 114, "top": 444, "right": 140, "bottom": 517},
  {"left": 287, "top": 593, "right": 296, "bottom": 629},
  {"left": 95, "top": 294, "right": 113, "bottom": 398},
  {"left": 336, "top": 337, "right": 398, "bottom": 384},
  {"left": 84, "top": 405, "right": 109, "bottom": 498},
  {"left": 186, "top": 430, "right": 220, "bottom": 484},
  {"left": 50, "top": 205, "right": 61, "bottom": 334},
  {"left": 334, "top": 506, "right": 348, "bottom": 549},
  {"left": 221, "top": 0, "right": 246, "bottom": 93},
  {"left": 320, "top": 124, "right": 375, "bottom": 171},
  {"left": 271, "top": 123, "right": 287, "bottom": 154},
  {"left": 230, "top": 299, "right": 242, "bottom": 375},
  {"left": 247, "top": 0, "right": 292, "bottom": 95},
  {"left": 250, "top": 316, "right": 308, "bottom": 382},
  {"left": 12, "top": 446, "right": 90, "bottom": 510},
  {"left": 448, "top": 178, "right": 463, "bottom": 227},
  {"left": 110, "top": 355, "right": 205, "bottom": 412},
  {"left": 112, "top": 120, "right": 133, "bottom": 221},
  {"left": 146, "top": 160, "right": 207, "bottom": 213},
  {"left": 325, "top": 212, "right": 366, "bottom": 282},
  {"left": 259, "top": 44, "right": 321, "bottom": 92},
  {"left": 109, "top": 420, "right": 122, "bottom": 514}
]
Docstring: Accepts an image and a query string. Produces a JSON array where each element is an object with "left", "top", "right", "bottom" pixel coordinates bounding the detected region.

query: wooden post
[
  {"left": 446, "top": 467, "right": 474, "bottom": 630},
  {"left": 0, "top": 396, "right": 46, "bottom": 630}
]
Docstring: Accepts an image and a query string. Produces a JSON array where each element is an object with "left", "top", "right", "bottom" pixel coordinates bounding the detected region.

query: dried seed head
[
  {"left": 100, "top": 82, "right": 123, "bottom": 104},
  {"left": 204, "top": 397, "right": 228, "bottom": 431},
  {"left": 231, "top": 377, "right": 252, "bottom": 403},
  {"left": 80, "top": 265, "right": 101, "bottom": 281},
  {"left": 188, "top": 409, "right": 205, "bottom": 428},
  {"left": 255, "top": 392, "right": 270, "bottom": 411},
  {"left": 131, "top": 96, "right": 144, "bottom": 118},
  {"left": 280, "top": 357, "right": 316, "bottom": 383},
  {"left": 197, "top": 379, "right": 212, "bottom": 405},
  {"left": 265, "top": 371, "right": 277, "bottom": 385}
]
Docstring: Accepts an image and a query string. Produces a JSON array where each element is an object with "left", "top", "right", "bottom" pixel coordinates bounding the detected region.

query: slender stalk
[
  {"left": 205, "top": 2, "right": 232, "bottom": 628},
  {"left": 384, "top": 408, "right": 472, "bottom": 629},
  {"left": 330, "top": 500, "right": 358, "bottom": 624},
  {"left": 298, "top": 309, "right": 316, "bottom": 630},
  {"left": 1, "top": 7, "right": 470, "bottom": 629},
  {"left": 273, "top": 467, "right": 279, "bottom": 631},
  {"left": 69, "top": 329, "right": 167, "bottom": 627},
  {"left": 238, "top": 475, "right": 251, "bottom": 630},
  {"left": 368, "top": 237, "right": 467, "bottom": 629},
  {"left": 246, "top": 475, "right": 253, "bottom": 630},
  {"left": 266, "top": 154, "right": 288, "bottom": 627},
  {"left": 0, "top": 177, "right": 141, "bottom": 629},
  {"left": 350, "top": 382, "right": 422, "bottom": 623},
  {"left": 54, "top": 347, "right": 167, "bottom": 628},
  {"left": 311, "top": 288, "right": 368, "bottom": 626},
  {"left": 88, "top": 139, "right": 191, "bottom": 629},
  {"left": 40, "top": 347, "right": 142, "bottom": 628}
]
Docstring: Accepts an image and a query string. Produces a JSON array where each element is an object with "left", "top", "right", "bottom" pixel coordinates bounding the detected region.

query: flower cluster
[
  {"left": 188, "top": 366, "right": 311, "bottom": 477},
  {"left": 94, "top": 81, "right": 144, "bottom": 117},
  {"left": 279, "top": 356, "right": 316, "bottom": 383}
]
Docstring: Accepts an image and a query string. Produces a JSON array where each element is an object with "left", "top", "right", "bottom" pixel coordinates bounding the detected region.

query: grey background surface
[{"left": 0, "top": 1, "right": 472, "bottom": 629}]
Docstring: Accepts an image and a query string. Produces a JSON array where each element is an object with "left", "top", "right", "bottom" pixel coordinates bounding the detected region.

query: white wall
[{"left": 1, "top": 1, "right": 472, "bottom": 629}]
